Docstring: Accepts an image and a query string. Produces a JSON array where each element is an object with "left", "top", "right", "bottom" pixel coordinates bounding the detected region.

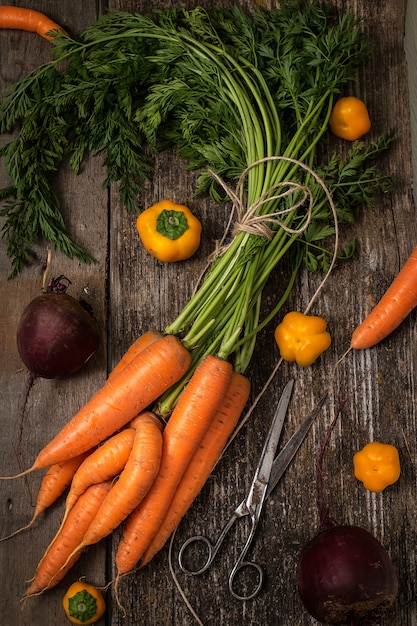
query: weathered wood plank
[
  {"left": 0, "top": 2, "right": 107, "bottom": 625},
  {"left": 1, "top": 0, "right": 416, "bottom": 625}
]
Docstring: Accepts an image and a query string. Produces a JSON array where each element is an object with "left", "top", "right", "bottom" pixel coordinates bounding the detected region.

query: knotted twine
[{"left": 198, "top": 155, "right": 339, "bottom": 316}]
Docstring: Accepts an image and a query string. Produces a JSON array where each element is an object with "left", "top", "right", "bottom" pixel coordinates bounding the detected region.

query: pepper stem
[
  {"left": 156, "top": 209, "right": 189, "bottom": 240},
  {"left": 68, "top": 589, "right": 98, "bottom": 622}
]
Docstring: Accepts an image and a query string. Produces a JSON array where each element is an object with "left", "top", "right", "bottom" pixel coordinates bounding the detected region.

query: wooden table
[{"left": 1, "top": 1, "right": 416, "bottom": 624}]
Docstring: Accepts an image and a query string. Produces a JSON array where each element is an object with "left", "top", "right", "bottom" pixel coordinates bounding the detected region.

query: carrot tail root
[
  {"left": 0, "top": 517, "right": 36, "bottom": 542},
  {"left": 0, "top": 466, "right": 36, "bottom": 480}
]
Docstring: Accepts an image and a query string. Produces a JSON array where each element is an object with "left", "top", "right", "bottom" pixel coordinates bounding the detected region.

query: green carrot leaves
[{"left": 0, "top": 0, "right": 391, "bottom": 328}]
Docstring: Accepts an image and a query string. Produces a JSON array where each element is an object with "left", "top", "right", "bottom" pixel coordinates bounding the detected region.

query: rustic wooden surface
[{"left": 0, "top": 1, "right": 416, "bottom": 625}]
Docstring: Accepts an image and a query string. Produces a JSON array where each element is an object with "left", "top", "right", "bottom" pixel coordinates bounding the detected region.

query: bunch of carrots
[{"left": 1, "top": 330, "right": 251, "bottom": 599}]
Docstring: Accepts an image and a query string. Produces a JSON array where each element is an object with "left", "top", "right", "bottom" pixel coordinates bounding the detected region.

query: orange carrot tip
[
  {"left": 0, "top": 449, "right": 90, "bottom": 482},
  {"left": 0, "top": 452, "right": 89, "bottom": 541},
  {"left": 0, "top": 6, "right": 67, "bottom": 40},
  {"left": 351, "top": 243, "right": 417, "bottom": 349},
  {"left": 46, "top": 411, "right": 164, "bottom": 583},
  {"left": 0, "top": 466, "right": 36, "bottom": 480},
  {"left": 23, "top": 481, "right": 113, "bottom": 599}
]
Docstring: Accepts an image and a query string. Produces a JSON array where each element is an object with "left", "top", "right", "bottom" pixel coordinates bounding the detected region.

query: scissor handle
[
  {"left": 229, "top": 559, "right": 264, "bottom": 601},
  {"left": 179, "top": 510, "right": 240, "bottom": 575},
  {"left": 178, "top": 534, "right": 218, "bottom": 575}
]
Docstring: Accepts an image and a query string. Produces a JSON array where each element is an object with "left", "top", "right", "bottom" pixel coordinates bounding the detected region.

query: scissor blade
[
  {"left": 265, "top": 392, "right": 328, "bottom": 499},
  {"left": 246, "top": 379, "right": 294, "bottom": 508}
]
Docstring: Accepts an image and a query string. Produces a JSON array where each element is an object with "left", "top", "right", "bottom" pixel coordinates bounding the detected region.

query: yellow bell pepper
[
  {"left": 274, "top": 311, "right": 331, "bottom": 367},
  {"left": 136, "top": 199, "right": 202, "bottom": 262},
  {"left": 62, "top": 581, "right": 106, "bottom": 625},
  {"left": 353, "top": 442, "right": 401, "bottom": 493},
  {"left": 329, "top": 96, "right": 371, "bottom": 141}
]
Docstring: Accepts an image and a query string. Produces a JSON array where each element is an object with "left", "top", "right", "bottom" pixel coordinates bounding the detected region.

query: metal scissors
[{"left": 178, "top": 379, "right": 326, "bottom": 601}]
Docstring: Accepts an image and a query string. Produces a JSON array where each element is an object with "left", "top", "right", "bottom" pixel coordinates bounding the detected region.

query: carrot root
[
  {"left": 0, "top": 466, "right": 36, "bottom": 480},
  {"left": 0, "top": 6, "right": 66, "bottom": 40},
  {"left": 115, "top": 354, "right": 233, "bottom": 576},
  {"left": 0, "top": 518, "right": 35, "bottom": 542},
  {"left": 79, "top": 411, "right": 163, "bottom": 548},
  {"left": 46, "top": 412, "right": 164, "bottom": 584},
  {"left": 24, "top": 481, "right": 113, "bottom": 597},
  {"left": 0, "top": 452, "right": 90, "bottom": 539},
  {"left": 64, "top": 429, "right": 135, "bottom": 517},
  {"left": 351, "top": 243, "right": 417, "bottom": 349},
  {"left": 140, "top": 371, "right": 250, "bottom": 566}
]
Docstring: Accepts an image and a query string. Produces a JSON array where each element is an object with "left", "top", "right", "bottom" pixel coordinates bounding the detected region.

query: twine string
[
  {"left": 207, "top": 159, "right": 316, "bottom": 262},
  {"left": 210, "top": 156, "right": 338, "bottom": 310}
]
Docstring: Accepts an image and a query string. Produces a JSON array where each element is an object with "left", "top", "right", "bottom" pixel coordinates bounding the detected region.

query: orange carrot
[
  {"left": 24, "top": 481, "right": 113, "bottom": 597},
  {"left": 351, "top": 243, "right": 417, "bottom": 349},
  {"left": 60, "top": 428, "right": 136, "bottom": 529},
  {"left": 0, "top": 451, "right": 89, "bottom": 542},
  {"left": 108, "top": 330, "right": 163, "bottom": 382},
  {"left": 0, "top": 334, "right": 191, "bottom": 478},
  {"left": 141, "top": 371, "right": 250, "bottom": 566},
  {"left": 0, "top": 6, "right": 65, "bottom": 40},
  {"left": 70, "top": 411, "right": 163, "bottom": 553},
  {"left": 115, "top": 354, "right": 233, "bottom": 576}
]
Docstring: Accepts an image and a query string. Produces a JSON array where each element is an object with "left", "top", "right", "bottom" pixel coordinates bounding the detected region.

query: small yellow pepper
[
  {"left": 353, "top": 442, "right": 401, "bottom": 493},
  {"left": 136, "top": 199, "right": 202, "bottom": 262},
  {"left": 329, "top": 96, "right": 371, "bottom": 141},
  {"left": 62, "top": 581, "right": 106, "bottom": 625},
  {"left": 274, "top": 311, "right": 331, "bottom": 367}
]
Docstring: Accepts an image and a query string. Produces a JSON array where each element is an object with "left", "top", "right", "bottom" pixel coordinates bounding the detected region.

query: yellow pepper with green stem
[
  {"left": 136, "top": 199, "right": 202, "bottom": 262},
  {"left": 274, "top": 311, "right": 331, "bottom": 367},
  {"left": 62, "top": 581, "right": 106, "bottom": 625},
  {"left": 354, "top": 442, "right": 401, "bottom": 493}
]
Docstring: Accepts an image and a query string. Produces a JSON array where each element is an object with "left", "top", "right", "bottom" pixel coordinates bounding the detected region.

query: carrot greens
[{"left": 0, "top": 2, "right": 393, "bottom": 390}]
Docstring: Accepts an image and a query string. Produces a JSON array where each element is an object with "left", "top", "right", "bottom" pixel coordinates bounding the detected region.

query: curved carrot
[
  {"left": 24, "top": 481, "right": 113, "bottom": 597},
  {"left": 0, "top": 451, "right": 89, "bottom": 542},
  {"left": 0, "top": 334, "right": 191, "bottom": 477},
  {"left": 351, "top": 243, "right": 417, "bottom": 349},
  {"left": 73, "top": 412, "right": 162, "bottom": 550},
  {"left": 108, "top": 329, "right": 163, "bottom": 382},
  {"left": 141, "top": 371, "right": 250, "bottom": 567},
  {"left": 61, "top": 428, "right": 136, "bottom": 529},
  {"left": 0, "top": 6, "right": 65, "bottom": 41},
  {"left": 115, "top": 354, "right": 233, "bottom": 576}
]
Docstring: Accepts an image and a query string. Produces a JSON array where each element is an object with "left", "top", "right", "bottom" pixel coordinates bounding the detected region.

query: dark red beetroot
[
  {"left": 297, "top": 525, "right": 398, "bottom": 625},
  {"left": 296, "top": 403, "right": 398, "bottom": 625},
  {"left": 17, "top": 276, "right": 100, "bottom": 379}
]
